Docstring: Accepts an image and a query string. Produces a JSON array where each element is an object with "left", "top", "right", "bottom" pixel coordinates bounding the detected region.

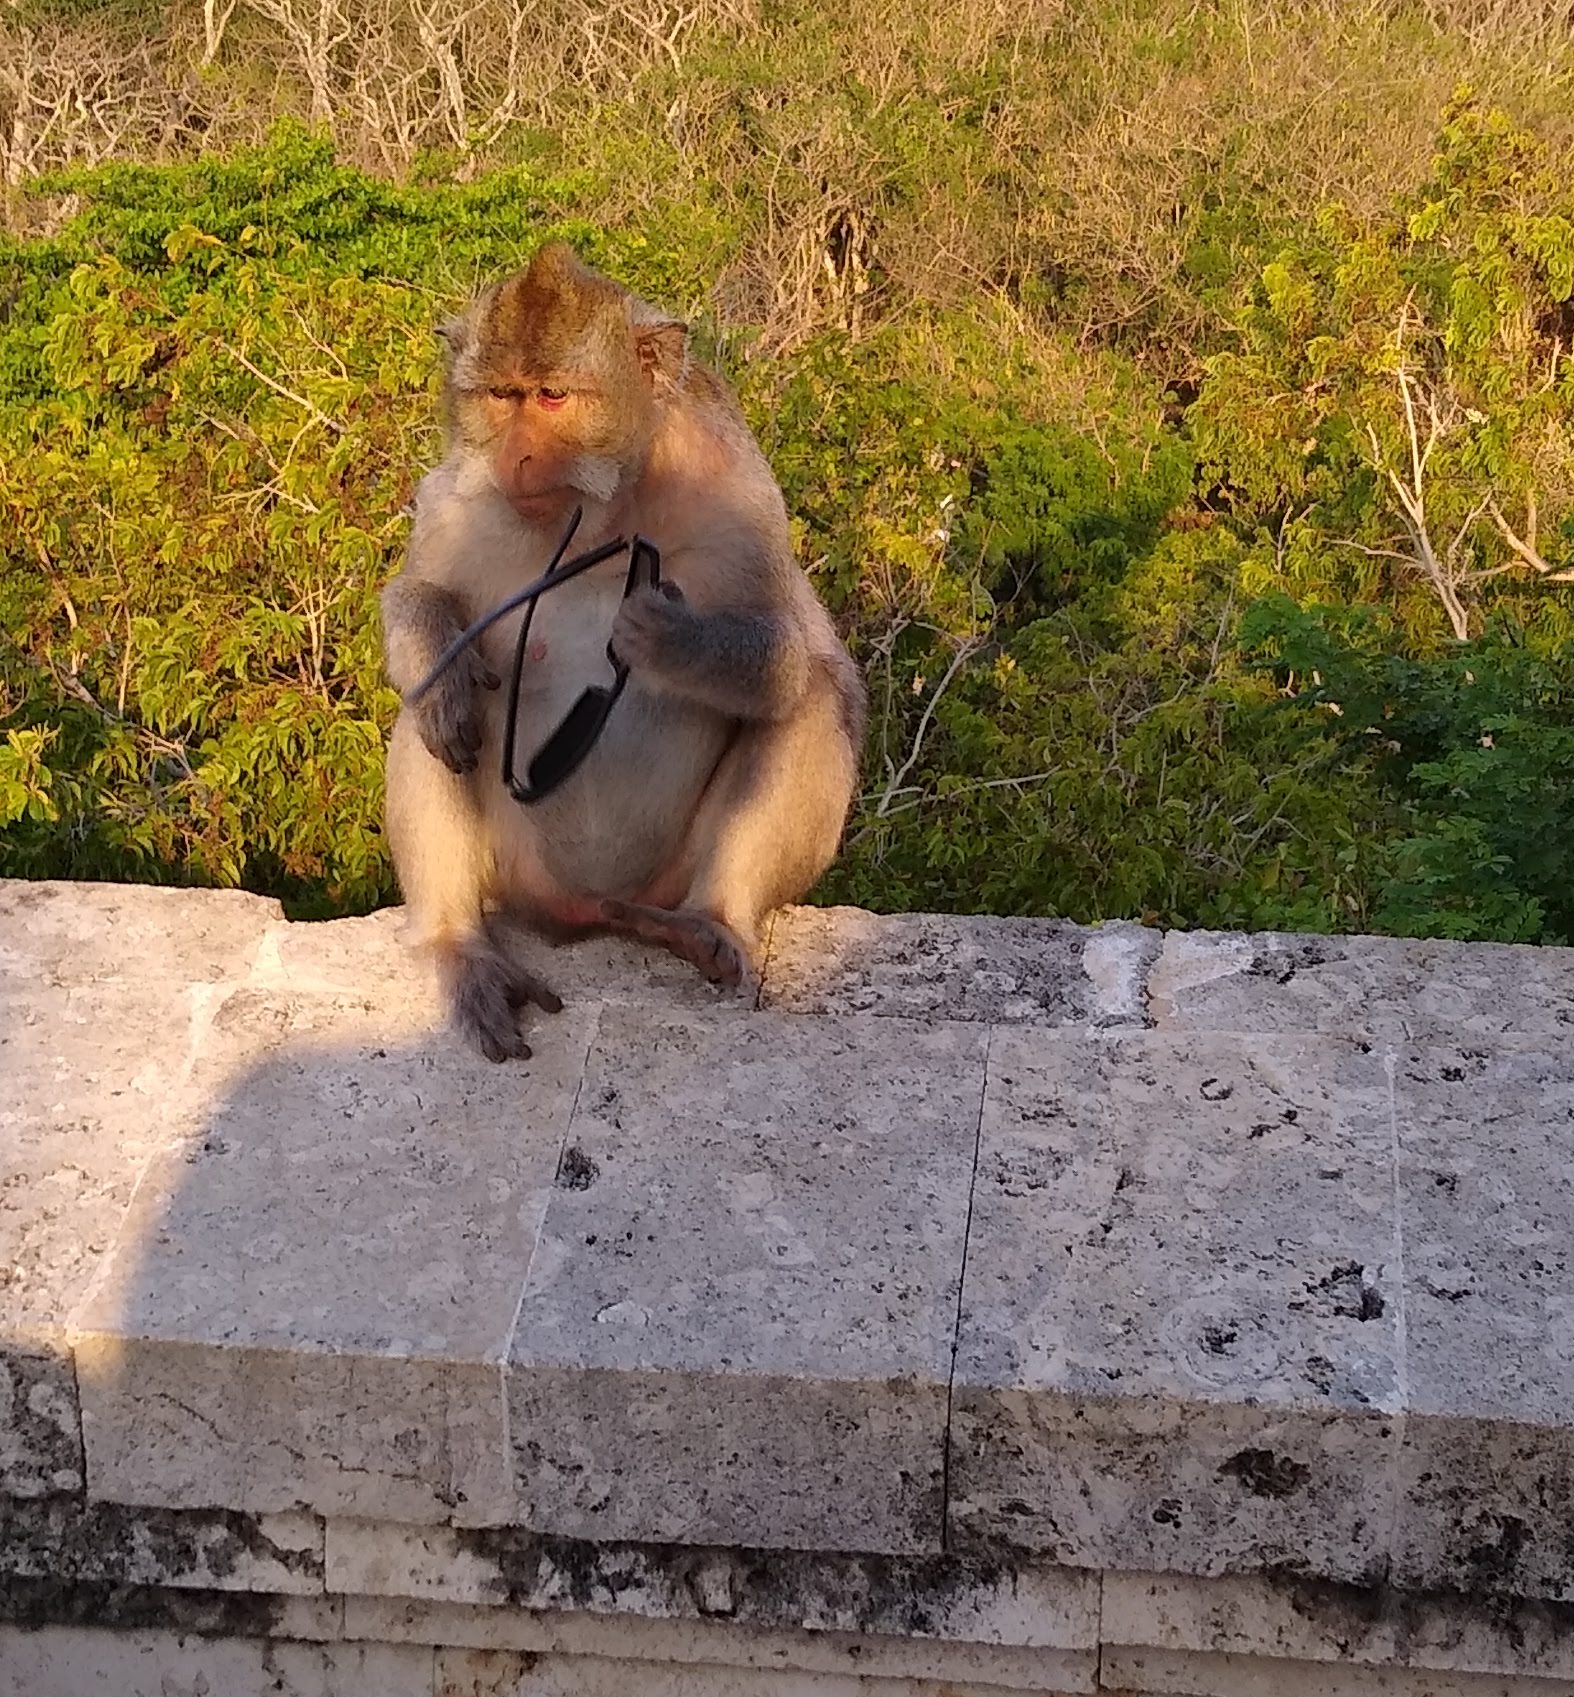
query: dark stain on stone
[
  {"left": 0, "top": 1498, "right": 321, "bottom": 1590},
  {"left": 556, "top": 1145, "right": 600, "bottom": 1190},
  {"left": 1465, "top": 1514, "right": 1528, "bottom": 1586},
  {"left": 1307, "top": 1260, "right": 1385, "bottom": 1321},
  {"left": 0, "top": 1576, "right": 283, "bottom": 1638},
  {"left": 1303, "top": 1353, "right": 1335, "bottom": 1393},
  {"left": 1271, "top": 1566, "right": 1574, "bottom": 1652},
  {"left": 1251, "top": 941, "right": 1330, "bottom": 985},
  {"left": 1220, "top": 1448, "right": 1311, "bottom": 1499},
  {"left": 1269, "top": 1569, "right": 1391, "bottom": 1633},
  {"left": 0, "top": 1348, "right": 83, "bottom": 1495},
  {"left": 455, "top": 1528, "right": 1011, "bottom": 1640},
  {"left": 1202, "top": 1323, "right": 1238, "bottom": 1355},
  {"left": 1199, "top": 1077, "right": 1233, "bottom": 1101}
]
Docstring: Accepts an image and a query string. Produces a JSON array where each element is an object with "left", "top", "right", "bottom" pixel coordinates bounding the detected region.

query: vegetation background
[{"left": 2, "top": 0, "right": 1572, "bottom": 943}]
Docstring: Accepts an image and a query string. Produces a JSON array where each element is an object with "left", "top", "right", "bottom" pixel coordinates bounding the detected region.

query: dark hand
[
  {"left": 411, "top": 647, "right": 500, "bottom": 774},
  {"left": 610, "top": 581, "right": 690, "bottom": 676}
]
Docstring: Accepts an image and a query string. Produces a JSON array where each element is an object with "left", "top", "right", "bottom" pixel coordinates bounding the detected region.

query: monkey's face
[{"left": 442, "top": 244, "right": 685, "bottom": 525}]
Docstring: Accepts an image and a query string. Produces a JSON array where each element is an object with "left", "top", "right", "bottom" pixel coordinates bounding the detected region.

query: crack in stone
[{"left": 941, "top": 1024, "right": 993, "bottom": 1554}]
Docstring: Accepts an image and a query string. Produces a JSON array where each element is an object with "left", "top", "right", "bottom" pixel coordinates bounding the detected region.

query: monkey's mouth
[{"left": 505, "top": 487, "right": 576, "bottom": 521}]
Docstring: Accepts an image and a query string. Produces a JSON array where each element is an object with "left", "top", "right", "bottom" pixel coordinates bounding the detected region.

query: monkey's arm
[
  {"left": 381, "top": 571, "right": 500, "bottom": 773},
  {"left": 381, "top": 575, "right": 475, "bottom": 692},
  {"left": 611, "top": 583, "right": 812, "bottom": 721}
]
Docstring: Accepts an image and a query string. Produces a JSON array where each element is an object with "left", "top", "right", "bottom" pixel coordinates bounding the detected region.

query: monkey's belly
[{"left": 483, "top": 682, "right": 731, "bottom": 914}]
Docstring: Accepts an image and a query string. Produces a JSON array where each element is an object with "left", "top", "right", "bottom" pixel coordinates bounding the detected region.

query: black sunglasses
[
  {"left": 405, "top": 506, "right": 662, "bottom": 806},
  {"left": 501, "top": 528, "right": 661, "bottom": 804}
]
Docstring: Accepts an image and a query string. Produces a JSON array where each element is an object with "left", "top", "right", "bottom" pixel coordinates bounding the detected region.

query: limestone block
[
  {"left": 326, "top": 1520, "right": 507, "bottom": 1606},
  {"left": 1100, "top": 1644, "right": 1568, "bottom": 1694},
  {"left": 252, "top": 906, "right": 430, "bottom": 999},
  {"left": 949, "top": 1030, "right": 1400, "bottom": 1579},
  {"left": 507, "top": 1008, "right": 986, "bottom": 1552},
  {"left": 0, "top": 981, "right": 210, "bottom": 1336},
  {"left": 0, "top": 1624, "right": 433, "bottom": 1697},
  {"left": 1390, "top": 1040, "right": 1574, "bottom": 1600},
  {"left": 72, "top": 986, "right": 592, "bottom": 1524},
  {"left": 1147, "top": 927, "right": 1574, "bottom": 1040},
  {"left": 764, "top": 907, "right": 1158, "bottom": 1028},
  {"left": 348, "top": 1596, "right": 1096, "bottom": 1690},
  {"left": 435, "top": 1648, "right": 1083, "bottom": 1697},
  {"left": 1106, "top": 1569, "right": 1574, "bottom": 1685},
  {"left": 0, "top": 878, "right": 279, "bottom": 987}
]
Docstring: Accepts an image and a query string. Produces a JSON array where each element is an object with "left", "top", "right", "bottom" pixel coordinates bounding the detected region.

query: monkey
[{"left": 379, "top": 242, "right": 866, "bottom": 1062}]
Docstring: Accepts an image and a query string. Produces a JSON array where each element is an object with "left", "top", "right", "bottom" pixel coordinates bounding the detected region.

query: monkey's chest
[{"left": 480, "top": 589, "right": 731, "bottom": 895}]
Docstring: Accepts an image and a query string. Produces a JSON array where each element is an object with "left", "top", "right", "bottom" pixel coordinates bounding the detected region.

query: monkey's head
[{"left": 438, "top": 243, "right": 689, "bottom": 523}]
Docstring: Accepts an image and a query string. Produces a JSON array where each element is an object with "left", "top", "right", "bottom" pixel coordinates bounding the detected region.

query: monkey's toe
[
  {"left": 465, "top": 1006, "right": 532, "bottom": 1063},
  {"left": 504, "top": 972, "right": 563, "bottom": 1015}
]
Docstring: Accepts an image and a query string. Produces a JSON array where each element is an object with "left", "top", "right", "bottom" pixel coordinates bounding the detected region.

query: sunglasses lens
[{"left": 526, "top": 688, "right": 615, "bottom": 794}]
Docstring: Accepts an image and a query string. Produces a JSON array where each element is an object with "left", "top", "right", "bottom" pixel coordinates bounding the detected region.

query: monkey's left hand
[{"left": 610, "top": 581, "right": 692, "bottom": 678}]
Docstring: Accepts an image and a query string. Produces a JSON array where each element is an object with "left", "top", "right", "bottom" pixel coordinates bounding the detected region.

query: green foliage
[
  {"left": 1, "top": 104, "right": 1571, "bottom": 946},
  {"left": 826, "top": 528, "right": 1390, "bottom": 935},
  {"left": 1192, "top": 97, "right": 1574, "bottom": 647},
  {"left": 1241, "top": 595, "right": 1574, "bottom": 944}
]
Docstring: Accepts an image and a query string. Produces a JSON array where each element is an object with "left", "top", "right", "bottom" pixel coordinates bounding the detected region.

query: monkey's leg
[
  {"left": 595, "top": 899, "right": 755, "bottom": 988},
  {"left": 601, "top": 670, "right": 858, "bottom": 991},
  {"left": 386, "top": 715, "right": 561, "bottom": 1062}
]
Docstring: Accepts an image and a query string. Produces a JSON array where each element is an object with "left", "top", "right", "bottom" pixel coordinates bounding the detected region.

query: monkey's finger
[{"left": 478, "top": 665, "right": 502, "bottom": 690}]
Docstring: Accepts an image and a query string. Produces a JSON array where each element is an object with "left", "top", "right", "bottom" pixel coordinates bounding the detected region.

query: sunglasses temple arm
[{"left": 404, "top": 520, "right": 629, "bottom": 705}]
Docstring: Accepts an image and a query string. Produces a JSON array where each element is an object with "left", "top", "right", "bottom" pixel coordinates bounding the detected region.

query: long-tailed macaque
[{"left": 380, "top": 243, "right": 865, "bottom": 1060}]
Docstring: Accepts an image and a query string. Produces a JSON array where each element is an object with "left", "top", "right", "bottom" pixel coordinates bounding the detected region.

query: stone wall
[{"left": 3, "top": 879, "right": 1573, "bottom": 1695}]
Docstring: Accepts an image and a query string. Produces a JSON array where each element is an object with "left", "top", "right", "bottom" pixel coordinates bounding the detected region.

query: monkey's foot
[
  {"left": 449, "top": 947, "right": 562, "bottom": 1063},
  {"left": 598, "top": 900, "right": 754, "bottom": 992}
]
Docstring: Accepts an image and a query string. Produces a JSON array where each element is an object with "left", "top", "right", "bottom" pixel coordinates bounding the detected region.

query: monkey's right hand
[{"left": 410, "top": 650, "right": 500, "bottom": 774}]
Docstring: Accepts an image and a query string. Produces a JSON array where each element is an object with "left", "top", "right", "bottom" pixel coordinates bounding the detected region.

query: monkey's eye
[
  {"left": 537, "top": 386, "right": 569, "bottom": 408},
  {"left": 486, "top": 386, "right": 518, "bottom": 402}
]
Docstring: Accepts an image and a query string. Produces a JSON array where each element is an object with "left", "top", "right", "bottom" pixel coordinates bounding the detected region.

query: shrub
[{"left": 1, "top": 107, "right": 1570, "bottom": 946}]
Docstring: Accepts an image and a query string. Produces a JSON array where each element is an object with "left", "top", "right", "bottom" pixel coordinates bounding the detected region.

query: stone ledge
[
  {"left": 4, "top": 879, "right": 1574, "bottom": 1624},
  {"left": 7, "top": 1545, "right": 1574, "bottom": 1695}
]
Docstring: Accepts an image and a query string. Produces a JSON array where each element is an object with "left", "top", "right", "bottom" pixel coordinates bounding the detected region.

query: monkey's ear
[{"left": 635, "top": 319, "right": 689, "bottom": 385}]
